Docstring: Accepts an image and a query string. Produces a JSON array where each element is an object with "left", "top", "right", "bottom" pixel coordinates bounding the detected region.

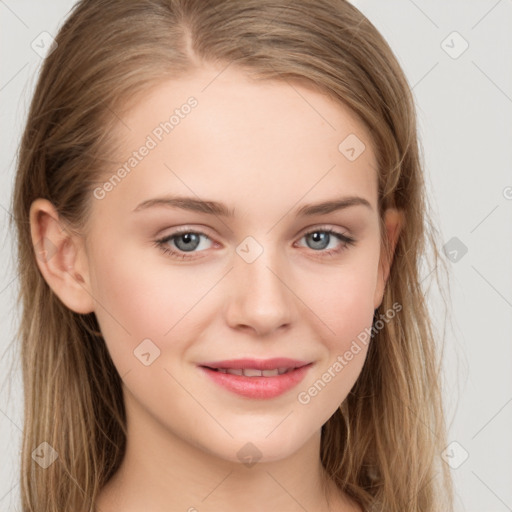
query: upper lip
[{"left": 199, "top": 358, "right": 312, "bottom": 370}]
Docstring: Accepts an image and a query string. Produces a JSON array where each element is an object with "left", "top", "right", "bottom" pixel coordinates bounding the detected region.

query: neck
[{"left": 95, "top": 391, "right": 361, "bottom": 512}]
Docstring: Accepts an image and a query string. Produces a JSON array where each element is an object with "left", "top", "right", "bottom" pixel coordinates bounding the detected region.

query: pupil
[
  {"left": 309, "top": 231, "right": 328, "bottom": 250},
  {"left": 175, "top": 233, "right": 199, "bottom": 251}
]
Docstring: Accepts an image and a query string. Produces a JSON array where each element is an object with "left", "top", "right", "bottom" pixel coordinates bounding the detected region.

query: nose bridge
[{"left": 226, "top": 235, "right": 295, "bottom": 333}]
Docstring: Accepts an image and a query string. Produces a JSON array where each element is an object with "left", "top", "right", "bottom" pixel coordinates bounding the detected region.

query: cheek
[
  {"left": 88, "top": 239, "right": 188, "bottom": 366},
  {"left": 293, "top": 260, "right": 378, "bottom": 422},
  {"left": 88, "top": 235, "right": 228, "bottom": 378},
  {"left": 323, "top": 272, "right": 375, "bottom": 327},
  {"left": 299, "top": 249, "right": 380, "bottom": 349}
]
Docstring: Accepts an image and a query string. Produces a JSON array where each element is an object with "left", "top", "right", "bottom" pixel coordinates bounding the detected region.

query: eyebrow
[{"left": 132, "top": 195, "right": 373, "bottom": 217}]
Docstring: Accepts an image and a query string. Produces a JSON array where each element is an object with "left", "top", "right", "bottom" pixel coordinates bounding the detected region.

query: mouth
[
  {"left": 198, "top": 357, "right": 311, "bottom": 371},
  {"left": 197, "top": 358, "right": 313, "bottom": 399},
  {"left": 201, "top": 366, "right": 302, "bottom": 377}
]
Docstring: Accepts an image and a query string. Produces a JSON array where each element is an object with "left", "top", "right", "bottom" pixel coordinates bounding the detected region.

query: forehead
[{"left": 94, "top": 65, "right": 378, "bottom": 221}]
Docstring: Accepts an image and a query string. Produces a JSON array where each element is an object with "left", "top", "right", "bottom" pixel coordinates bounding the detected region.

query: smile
[
  {"left": 208, "top": 367, "right": 296, "bottom": 376},
  {"left": 198, "top": 358, "right": 314, "bottom": 399}
]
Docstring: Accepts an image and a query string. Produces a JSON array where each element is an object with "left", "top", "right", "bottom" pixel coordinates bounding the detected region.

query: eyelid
[
  {"left": 156, "top": 224, "right": 215, "bottom": 238},
  {"left": 154, "top": 223, "right": 356, "bottom": 260},
  {"left": 157, "top": 223, "right": 352, "bottom": 244},
  {"left": 298, "top": 223, "right": 352, "bottom": 238}
]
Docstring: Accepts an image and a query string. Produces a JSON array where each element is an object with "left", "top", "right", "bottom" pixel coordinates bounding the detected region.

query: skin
[{"left": 30, "top": 64, "right": 402, "bottom": 512}]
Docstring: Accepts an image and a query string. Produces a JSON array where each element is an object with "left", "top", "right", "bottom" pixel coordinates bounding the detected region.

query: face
[{"left": 33, "top": 65, "right": 400, "bottom": 464}]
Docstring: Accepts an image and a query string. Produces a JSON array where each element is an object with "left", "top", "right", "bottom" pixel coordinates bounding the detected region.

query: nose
[{"left": 224, "top": 245, "right": 297, "bottom": 337}]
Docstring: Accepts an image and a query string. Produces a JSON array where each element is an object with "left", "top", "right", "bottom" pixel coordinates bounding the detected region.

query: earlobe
[
  {"left": 373, "top": 208, "right": 404, "bottom": 309},
  {"left": 29, "top": 198, "right": 95, "bottom": 314}
]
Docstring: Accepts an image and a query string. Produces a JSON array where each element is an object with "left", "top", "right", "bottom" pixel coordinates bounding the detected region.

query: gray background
[{"left": 1, "top": 1, "right": 511, "bottom": 510}]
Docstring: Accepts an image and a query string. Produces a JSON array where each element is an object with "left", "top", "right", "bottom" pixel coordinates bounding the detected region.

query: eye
[
  {"left": 153, "top": 226, "right": 356, "bottom": 261},
  {"left": 153, "top": 229, "right": 214, "bottom": 260},
  {"left": 296, "top": 227, "right": 356, "bottom": 257}
]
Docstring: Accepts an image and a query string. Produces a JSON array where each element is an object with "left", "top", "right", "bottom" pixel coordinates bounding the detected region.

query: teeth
[
  {"left": 225, "top": 368, "right": 243, "bottom": 376},
  {"left": 215, "top": 367, "right": 295, "bottom": 377},
  {"left": 242, "top": 368, "right": 263, "bottom": 377}
]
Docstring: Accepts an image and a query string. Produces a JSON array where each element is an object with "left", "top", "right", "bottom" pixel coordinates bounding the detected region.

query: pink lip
[
  {"left": 198, "top": 358, "right": 313, "bottom": 399},
  {"left": 199, "top": 358, "right": 310, "bottom": 370}
]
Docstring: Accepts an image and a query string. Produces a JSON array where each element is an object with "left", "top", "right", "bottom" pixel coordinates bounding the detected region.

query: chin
[{"left": 198, "top": 431, "right": 310, "bottom": 467}]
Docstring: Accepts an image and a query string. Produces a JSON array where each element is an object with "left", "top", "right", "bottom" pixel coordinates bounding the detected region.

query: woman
[{"left": 12, "top": 0, "right": 454, "bottom": 510}]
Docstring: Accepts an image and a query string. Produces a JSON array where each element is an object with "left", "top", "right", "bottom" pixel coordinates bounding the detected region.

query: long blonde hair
[{"left": 11, "top": 0, "right": 454, "bottom": 510}]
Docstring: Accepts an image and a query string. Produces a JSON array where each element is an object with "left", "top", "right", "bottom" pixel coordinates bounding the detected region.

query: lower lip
[{"left": 199, "top": 364, "right": 313, "bottom": 399}]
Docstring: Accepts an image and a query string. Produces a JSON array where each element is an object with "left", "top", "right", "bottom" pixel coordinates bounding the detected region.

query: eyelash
[{"left": 153, "top": 226, "right": 356, "bottom": 261}]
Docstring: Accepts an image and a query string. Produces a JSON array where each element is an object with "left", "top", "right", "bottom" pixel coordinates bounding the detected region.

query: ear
[
  {"left": 29, "top": 198, "right": 95, "bottom": 314},
  {"left": 373, "top": 208, "right": 403, "bottom": 309}
]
